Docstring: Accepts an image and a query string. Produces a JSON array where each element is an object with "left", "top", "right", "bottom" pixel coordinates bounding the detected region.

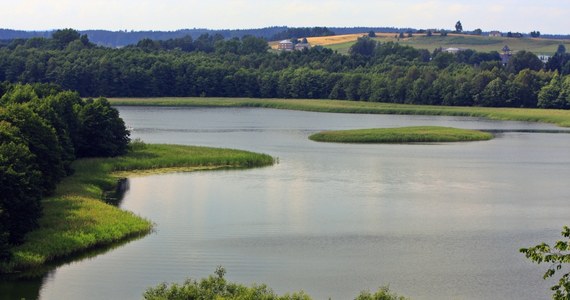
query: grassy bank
[
  {"left": 109, "top": 97, "right": 570, "bottom": 128},
  {"left": 1, "top": 143, "right": 274, "bottom": 272},
  {"left": 309, "top": 126, "right": 494, "bottom": 143}
]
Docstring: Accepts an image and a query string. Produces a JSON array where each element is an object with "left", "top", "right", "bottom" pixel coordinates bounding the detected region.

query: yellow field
[
  {"left": 306, "top": 33, "right": 390, "bottom": 45},
  {"left": 269, "top": 33, "right": 393, "bottom": 49},
  {"left": 269, "top": 33, "right": 570, "bottom": 55}
]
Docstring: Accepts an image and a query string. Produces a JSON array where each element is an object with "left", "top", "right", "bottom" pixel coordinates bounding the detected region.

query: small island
[{"left": 309, "top": 126, "right": 494, "bottom": 143}]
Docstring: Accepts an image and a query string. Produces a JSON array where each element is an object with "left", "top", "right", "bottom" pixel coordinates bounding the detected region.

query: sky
[{"left": 2, "top": 0, "right": 570, "bottom": 34}]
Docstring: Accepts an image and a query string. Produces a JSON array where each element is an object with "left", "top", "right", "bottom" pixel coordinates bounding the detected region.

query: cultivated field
[
  {"left": 271, "top": 33, "right": 570, "bottom": 55},
  {"left": 269, "top": 33, "right": 393, "bottom": 49}
]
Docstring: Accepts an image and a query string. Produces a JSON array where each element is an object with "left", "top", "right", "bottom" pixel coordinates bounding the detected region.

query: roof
[{"left": 279, "top": 40, "right": 293, "bottom": 44}]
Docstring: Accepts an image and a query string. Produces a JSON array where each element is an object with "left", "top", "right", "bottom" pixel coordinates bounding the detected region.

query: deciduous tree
[
  {"left": 76, "top": 98, "right": 130, "bottom": 157},
  {"left": 521, "top": 226, "right": 570, "bottom": 300},
  {"left": 455, "top": 21, "right": 463, "bottom": 33}
]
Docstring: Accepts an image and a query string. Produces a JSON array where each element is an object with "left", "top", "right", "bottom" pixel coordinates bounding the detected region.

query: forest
[
  {"left": 1, "top": 29, "right": 570, "bottom": 108},
  {"left": 0, "top": 27, "right": 411, "bottom": 48},
  {"left": 0, "top": 82, "right": 130, "bottom": 259}
]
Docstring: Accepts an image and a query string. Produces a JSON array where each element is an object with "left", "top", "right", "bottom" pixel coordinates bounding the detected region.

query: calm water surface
[{"left": 4, "top": 107, "right": 570, "bottom": 300}]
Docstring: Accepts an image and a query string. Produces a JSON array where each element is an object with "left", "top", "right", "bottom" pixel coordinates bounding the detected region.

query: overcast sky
[{"left": 2, "top": 0, "right": 569, "bottom": 34}]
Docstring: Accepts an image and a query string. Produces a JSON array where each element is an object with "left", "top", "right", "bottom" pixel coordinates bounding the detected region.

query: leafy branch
[{"left": 521, "top": 226, "right": 570, "bottom": 300}]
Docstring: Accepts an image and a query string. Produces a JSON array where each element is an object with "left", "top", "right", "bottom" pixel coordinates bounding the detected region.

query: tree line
[
  {"left": 270, "top": 27, "right": 335, "bottom": 41},
  {"left": 1, "top": 29, "right": 570, "bottom": 108},
  {"left": 0, "top": 82, "right": 130, "bottom": 259},
  {"left": 0, "top": 26, "right": 426, "bottom": 48}
]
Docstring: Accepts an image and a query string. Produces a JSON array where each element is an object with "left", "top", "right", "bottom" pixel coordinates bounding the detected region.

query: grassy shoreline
[
  {"left": 309, "top": 126, "right": 494, "bottom": 143},
  {"left": 1, "top": 143, "right": 274, "bottom": 273},
  {"left": 108, "top": 98, "right": 570, "bottom": 128}
]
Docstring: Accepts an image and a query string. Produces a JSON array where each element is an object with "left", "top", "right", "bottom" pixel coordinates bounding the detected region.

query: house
[
  {"left": 294, "top": 42, "right": 310, "bottom": 51},
  {"left": 538, "top": 55, "right": 550, "bottom": 64},
  {"left": 489, "top": 31, "right": 502, "bottom": 37},
  {"left": 278, "top": 40, "right": 294, "bottom": 51},
  {"left": 443, "top": 47, "right": 466, "bottom": 54},
  {"left": 277, "top": 39, "right": 311, "bottom": 51}
]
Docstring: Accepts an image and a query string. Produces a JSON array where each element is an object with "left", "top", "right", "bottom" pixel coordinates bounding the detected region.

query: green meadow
[
  {"left": 108, "top": 98, "right": 570, "bottom": 128},
  {"left": 309, "top": 126, "right": 494, "bottom": 143},
  {"left": 325, "top": 34, "right": 570, "bottom": 55},
  {"left": 1, "top": 142, "right": 274, "bottom": 272}
]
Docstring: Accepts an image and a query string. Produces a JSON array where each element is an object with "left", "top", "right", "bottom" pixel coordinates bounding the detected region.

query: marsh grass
[
  {"left": 109, "top": 98, "right": 570, "bottom": 128},
  {"left": 1, "top": 143, "right": 274, "bottom": 272},
  {"left": 309, "top": 126, "right": 494, "bottom": 143}
]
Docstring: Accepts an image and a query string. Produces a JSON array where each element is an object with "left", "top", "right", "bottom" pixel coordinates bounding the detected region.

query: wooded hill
[
  {"left": 0, "top": 27, "right": 439, "bottom": 47},
  {"left": 2, "top": 29, "right": 570, "bottom": 109}
]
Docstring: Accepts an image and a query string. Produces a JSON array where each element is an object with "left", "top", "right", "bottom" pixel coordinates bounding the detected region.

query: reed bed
[
  {"left": 309, "top": 126, "right": 494, "bottom": 143},
  {"left": 109, "top": 98, "right": 570, "bottom": 128}
]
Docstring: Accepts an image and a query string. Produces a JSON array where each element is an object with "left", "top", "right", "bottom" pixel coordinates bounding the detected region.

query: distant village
[
  {"left": 439, "top": 30, "right": 549, "bottom": 64},
  {"left": 276, "top": 30, "right": 551, "bottom": 65}
]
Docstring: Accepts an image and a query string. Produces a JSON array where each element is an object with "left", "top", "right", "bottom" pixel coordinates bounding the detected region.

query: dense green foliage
[
  {"left": 0, "top": 122, "right": 42, "bottom": 254},
  {"left": 521, "top": 227, "right": 570, "bottom": 300},
  {"left": 355, "top": 287, "right": 410, "bottom": 300},
  {"left": 271, "top": 27, "right": 335, "bottom": 41},
  {"left": 2, "top": 29, "right": 570, "bottom": 109},
  {"left": 109, "top": 98, "right": 570, "bottom": 127},
  {"left": 76, "top": 98, "right": 130, "bottom": 157},
  {"left": 2, "top": 142, "right": 273, "bottom": 272},
  {"left": 309, "top": 126, "right": 494, "bottom": 143},
  {"left": 0, "top": 83, "right": 130, "bottom": 260},
  {"left": 144, "top": 267, "right": 408, "bottom": 300}
]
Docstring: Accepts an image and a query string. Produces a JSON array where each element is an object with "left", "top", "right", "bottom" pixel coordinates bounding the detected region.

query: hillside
[
  {"left": 0, "top": 27, "right": 405, "bottom": 48},
  {"left": 313, "top": 33, "right": 570, "bottom": 55}
]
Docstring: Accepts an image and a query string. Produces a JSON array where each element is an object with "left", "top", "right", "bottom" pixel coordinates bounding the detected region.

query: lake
[{"left": 3, "top": 106, "right": 570, "bottom": 299}]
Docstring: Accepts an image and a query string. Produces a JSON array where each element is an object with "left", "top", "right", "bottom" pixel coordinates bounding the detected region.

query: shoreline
[
  {"left": 1, "top": 143, "right": 274, "bottom": 273},
  {"left": 108, "top": 97, "right": 570, "bottom": 128}
]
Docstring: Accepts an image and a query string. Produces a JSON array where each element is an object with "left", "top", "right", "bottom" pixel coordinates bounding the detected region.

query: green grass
[
  {"left": 309, "top": 126, "right": 494, "bottom": 143},
  {"left": 108, "top": 97, "right": 570, "bottom": 128},
  {"left": 1, "top": 143, "right": 274, "bottom": 272},
  {"left": 326, "top": 34, "right": 570, "bottom": 56}
]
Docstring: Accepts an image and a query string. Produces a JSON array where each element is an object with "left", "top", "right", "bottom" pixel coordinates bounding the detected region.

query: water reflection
[
  {"left": 3, "top": 107, "right": 570, "bottom": 300},
  {"left": 0, "top": 231, "right": 148, "bottom": 299}
]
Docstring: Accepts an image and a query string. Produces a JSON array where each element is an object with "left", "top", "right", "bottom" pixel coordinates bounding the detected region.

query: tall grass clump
[
  {"left": 1, "top": 143, "right": 274, "bottom": 272},
  {"left": 309, "top": 126, "right": 494, "bottom": 143}
]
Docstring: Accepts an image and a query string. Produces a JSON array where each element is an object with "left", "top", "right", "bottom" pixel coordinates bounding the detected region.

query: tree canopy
[
  {"left": 0, "top": 83, "right": 130, "bottom": 256},
  {"left": 455, "top": 21, "right": 463, "bottom": 33},
  {"left": 1, "top": 29, "right": 569, "bottom": 109}
]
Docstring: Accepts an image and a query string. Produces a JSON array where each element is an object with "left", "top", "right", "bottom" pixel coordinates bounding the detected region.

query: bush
[
  {"left": 356, "top": 286, "right": 410, "bottom": 300},
  {"left": 144, "top": 267, "right": 311, "bottom": 300},
  {"left": 144, "top": 267, "right": 409, "bottom": 300}
]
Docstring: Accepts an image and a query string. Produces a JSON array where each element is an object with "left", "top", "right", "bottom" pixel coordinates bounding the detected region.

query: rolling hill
[{"left": 278, "top": 33, "right": 570, "bottom": 56}]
